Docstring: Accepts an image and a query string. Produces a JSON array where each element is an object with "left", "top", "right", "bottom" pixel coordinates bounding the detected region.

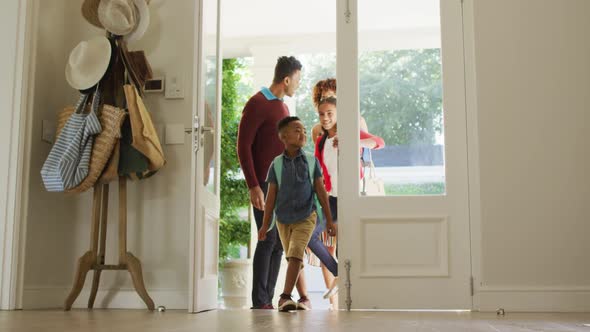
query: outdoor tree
[{"left": 219, "top": 58, "right": 251, "bottom": 261}]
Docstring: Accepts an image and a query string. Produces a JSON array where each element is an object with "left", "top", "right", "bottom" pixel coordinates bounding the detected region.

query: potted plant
[{"left": 218, "top": 59, "right": 252, "bottom": 308}]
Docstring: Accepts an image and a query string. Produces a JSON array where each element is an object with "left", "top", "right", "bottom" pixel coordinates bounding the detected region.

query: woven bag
[
  {"left": 56, "top": 93, "right": 126, "bottom": 193},
  {"left": 41, "top": 94, "right": 102, "bottom": 192}
]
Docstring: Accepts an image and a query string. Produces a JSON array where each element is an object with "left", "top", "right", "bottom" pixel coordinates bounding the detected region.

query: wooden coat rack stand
[{"left": 64, "top": 176, "right": 154, "bottom": 310}]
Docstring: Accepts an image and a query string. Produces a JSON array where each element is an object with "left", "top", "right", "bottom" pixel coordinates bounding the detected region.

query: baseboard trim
[
  {"left": 23, "top": 287, "right": 187, "bottom": 310},
  {"left": 476, "top": 286, "right": 590, "bottom": 312}
]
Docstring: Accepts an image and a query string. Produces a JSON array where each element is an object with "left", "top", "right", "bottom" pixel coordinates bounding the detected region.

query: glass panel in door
[
  {"left": 358, "top": 0, "right": 445, "bottom": 196},
  {"left": 203, "top": 0, "right": 218, "bottom": 192}
]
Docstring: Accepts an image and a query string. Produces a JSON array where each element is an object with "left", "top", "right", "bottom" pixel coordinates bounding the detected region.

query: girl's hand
[
  {"left": 326, "top": 222, "right": 338, "bottom": 236},
  {"left": 258, "top": 225, "right": 269, "bottom": 241}
]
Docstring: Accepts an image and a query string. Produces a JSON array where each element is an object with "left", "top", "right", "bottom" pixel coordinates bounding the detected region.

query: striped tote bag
[{"left": 41, "top": 92, "right": 102, "bottom": 192}]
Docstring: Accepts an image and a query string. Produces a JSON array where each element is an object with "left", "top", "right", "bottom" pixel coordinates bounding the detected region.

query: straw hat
[
  {"left": 98, "top": 0, "right": 137, "bottom": 36},
  {"left": 81, "top": 0, "right": 103, "bottom": 28},
  {"left": 65, "top": 36, "right": 112, "bottom": 90},
  {"left": 125, "top": 0, "right": 150, "bottom": 42}
]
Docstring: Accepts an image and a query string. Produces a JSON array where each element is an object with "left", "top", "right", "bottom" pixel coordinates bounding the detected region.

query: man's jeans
[{"left": 251, "top": 184, "right": 283, "bottom": 307}]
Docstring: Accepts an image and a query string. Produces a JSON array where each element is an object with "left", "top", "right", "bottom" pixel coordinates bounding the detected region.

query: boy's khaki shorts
[{"left": 276, "top": 211, "right": 317, "bottom": 262}]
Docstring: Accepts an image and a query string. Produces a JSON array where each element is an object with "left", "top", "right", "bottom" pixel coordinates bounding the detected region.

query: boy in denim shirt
[{"left": 258, "top": 116, "right": 337, "bottom": 311}]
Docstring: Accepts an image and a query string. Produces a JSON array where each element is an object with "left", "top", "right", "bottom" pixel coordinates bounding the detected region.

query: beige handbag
[
  {"left": 361, "top": 150, "right": 385, "bottom": 196},
  {"left": 124, "top": 84, "right": 165, "bottom": 172}
]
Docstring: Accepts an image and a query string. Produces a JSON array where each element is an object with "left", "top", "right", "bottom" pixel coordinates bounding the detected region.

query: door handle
[
  {"left": 201, "top": 126, "right": 214, "bottom": 134},
  {"left": 185, "top": 127, "right": 213, "bottom": 134},
  {"left": 188, "top": 115, "right": 215, "bottom": 152}
]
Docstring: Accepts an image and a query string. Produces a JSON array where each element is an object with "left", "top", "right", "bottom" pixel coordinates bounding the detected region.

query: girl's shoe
[
  {"left": 297, "top": 297, "right": 311, "bottom": 310},
  {"left": 323, "top": 276, "right": 340, "bottom": 299}
]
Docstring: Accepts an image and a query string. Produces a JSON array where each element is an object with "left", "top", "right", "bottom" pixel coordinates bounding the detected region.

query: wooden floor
[{"left": 2, "top": 309, "right": 590, "bottom": 331}]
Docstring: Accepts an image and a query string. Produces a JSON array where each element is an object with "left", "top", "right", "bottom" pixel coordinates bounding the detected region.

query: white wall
[
  {"left": 471, "top": 0, "right": 590, "bottom": 311},
  {"left": 0, "top": 2, "right": 19, "bottom": 232},
  {"left": 22, "top": 0, "right": 196, "bottom": 309},
  {"left": 0, "top": 0, "right": 27, "bottom": 310}
]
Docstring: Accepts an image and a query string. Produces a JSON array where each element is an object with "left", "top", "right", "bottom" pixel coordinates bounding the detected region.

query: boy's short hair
[
  {"left": 273, "top": 56, "right": 303, "bottom": 84},
  {"left": 318, "top": 96, "right": 337, "bottom": 107},
  {"left": 277, "top": 116, "right": 301, "bottom": 133}
]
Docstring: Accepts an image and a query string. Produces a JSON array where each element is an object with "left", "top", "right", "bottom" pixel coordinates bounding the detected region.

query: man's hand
[
  {"left": 258, "top": 224, "right": 269, "bottom": 241},
  {"left": 333, "top": 135, "right": 339, "bottom": 148},
  {"left": 326, "top": 222, "right": 338, "bottom": 237},
  {"left": 249, "top": 186, "right": 265, "bottom": 210}
]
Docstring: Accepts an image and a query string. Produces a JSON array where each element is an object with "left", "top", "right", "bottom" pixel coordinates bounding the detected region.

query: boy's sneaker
[
  {"left": 323, "top": 276, "right": 340, "bottom": 299},
  {"left": 297, "top": 297, "right": 311, "bottom": 310},
  {"left": 278, "top": 294, "right": 297, "bottom": 312}
]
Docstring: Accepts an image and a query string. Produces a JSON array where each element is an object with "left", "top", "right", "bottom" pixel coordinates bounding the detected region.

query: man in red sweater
[{"left": 237, "top": 56, "right": 302, "bottom": 309}]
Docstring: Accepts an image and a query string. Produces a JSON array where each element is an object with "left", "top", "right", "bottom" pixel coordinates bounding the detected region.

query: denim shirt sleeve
[
  {"left": 266, "top": 160, "right": 278, "bottom": 184},
  {"left": 313, "top": 157, "right": 323, "bottom": 179}
]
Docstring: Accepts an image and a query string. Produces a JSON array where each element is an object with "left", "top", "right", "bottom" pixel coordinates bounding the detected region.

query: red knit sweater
[
  {"left": 314, "top": 130, "right": 385, "bottom": 193},
  {"left": 237, "top": 91, "right": 289, "bottom": 189}
]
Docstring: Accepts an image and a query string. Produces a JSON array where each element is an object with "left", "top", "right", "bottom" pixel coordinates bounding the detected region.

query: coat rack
[
  {"left": 58, "top": 0, "right": 158, "bottom": 311},
  {"left": 63, "top": 178, "right": 154, "bottom": 310}
]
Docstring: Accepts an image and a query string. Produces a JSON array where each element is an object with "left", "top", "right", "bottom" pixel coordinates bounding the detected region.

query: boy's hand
[
  {"left": 258, "top": 224, "right": 269, "bottom": 241},
  {"left": 326, "top": 222, "right": 338, "bottom": 237}
]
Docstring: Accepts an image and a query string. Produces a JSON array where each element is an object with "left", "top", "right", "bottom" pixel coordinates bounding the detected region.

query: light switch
[
  {"left": 165, "top": 123, "right": 185, "bottom": 145},
  {"left": 42, "top": 120, "right": 56, "bottom": 143},
  {"left": 165, "top": 73, "right": 184, "bottom": 99}
]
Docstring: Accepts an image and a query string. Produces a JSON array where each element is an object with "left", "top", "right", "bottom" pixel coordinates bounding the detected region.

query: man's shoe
[
  {"left": 323, "top": 276, "right": 340, "bottom": 299},
  {"left": 297, "top": 297, "right": 311, "bottom": 310},
  {"left": 250, "top": 304, "right": 274, "bottom": 309},
  {"left": 278, "top": 295, "right": 297, "bottom": 312}
]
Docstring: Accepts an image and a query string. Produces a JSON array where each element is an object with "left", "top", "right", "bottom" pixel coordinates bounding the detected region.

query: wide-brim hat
[
  {"left": 125, "top": 0, "right": 150, "bottom": 42},
  {"left": 98, "top": 0, "right": 137, "bottom": 36},
  {"left": 81, "top": 0, "right": 103, "bottom": 28},
  {"left": 65, "top": 36, "right": 112, "bottom": 90}
]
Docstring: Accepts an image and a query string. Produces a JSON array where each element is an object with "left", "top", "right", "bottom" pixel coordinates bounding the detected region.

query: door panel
[
  {"left": 337, "top": 0, "right": 471, "bottom": 309},
  {"left": 189, "top": 0, "right": 221, "bottom": 313}
]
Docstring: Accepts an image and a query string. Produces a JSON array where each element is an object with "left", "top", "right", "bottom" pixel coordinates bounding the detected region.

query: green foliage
[
  {"left": 359, "top": 49, "right": 442, "bottom": 145},
  {"left": 219, "top": 58, "right": 251, "bottom": 261}
]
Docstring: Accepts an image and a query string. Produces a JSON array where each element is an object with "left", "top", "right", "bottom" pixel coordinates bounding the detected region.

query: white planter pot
[{"left": 219, "top": 258, "right": 253, "bottom": 309}]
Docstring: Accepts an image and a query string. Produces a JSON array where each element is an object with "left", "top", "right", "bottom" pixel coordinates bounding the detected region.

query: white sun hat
[
  {"left": 65, "top": 36, "right": 112, "bottom": 90},
  {"left": 98, "top": 0, "right": 137, "bottom": 36},
  {"left": 125, "top": 0, "right": 150, "bottom": 42}
]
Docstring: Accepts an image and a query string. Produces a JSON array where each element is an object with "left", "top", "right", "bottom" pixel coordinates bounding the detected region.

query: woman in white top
[{"left": 309, "top": 93, "right": 384, "bottom": 309}]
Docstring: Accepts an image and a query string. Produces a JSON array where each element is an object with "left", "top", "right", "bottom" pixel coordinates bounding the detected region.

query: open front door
[
  {"left": 189, "top": 0, "right": 222, "bottom": 313},
  {"left": 337, "top": 0, "right": 472, "bottom": 309}
]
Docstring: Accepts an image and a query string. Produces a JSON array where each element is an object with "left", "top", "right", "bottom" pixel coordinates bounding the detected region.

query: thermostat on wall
[{"left": 145, "top": 77, "right": 164, "bottom": 93}]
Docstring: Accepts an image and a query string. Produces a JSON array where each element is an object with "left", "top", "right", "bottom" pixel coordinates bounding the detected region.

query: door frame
[
  {"left": 461, "top": 0, "right": 484, "bottom": 311},
  {"left": 1, "top": 0, "right": 37, "bottom": 310},
  {"left": 3, "top": 0, "right": 483, "bottom": 312}
]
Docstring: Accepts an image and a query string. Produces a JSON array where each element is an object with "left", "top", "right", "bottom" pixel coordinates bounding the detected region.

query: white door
[
  {"left": 189, "top": 0, "right": 222, "bottom": 313},
  {"left": 337, "top": 0, "right": 472, "bottom": 309}
]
